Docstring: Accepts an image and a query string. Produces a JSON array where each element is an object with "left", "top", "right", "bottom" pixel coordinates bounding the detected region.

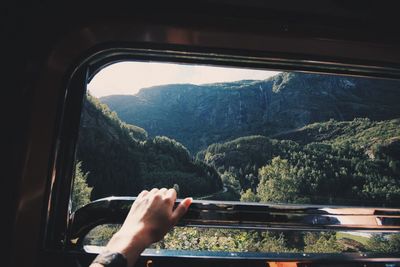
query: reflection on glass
[{"left": 84, "top": 225, "right": 400, "bottom": 254}]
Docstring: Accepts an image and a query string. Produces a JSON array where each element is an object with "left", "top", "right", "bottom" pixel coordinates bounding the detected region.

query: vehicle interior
[{"left": 6, "top": 1, "right": 400, "bottom": 267}]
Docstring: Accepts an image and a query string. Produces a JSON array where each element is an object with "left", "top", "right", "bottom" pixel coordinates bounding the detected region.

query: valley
[{"left": 74, "top": 71, "right": 400, "bottom": 253}]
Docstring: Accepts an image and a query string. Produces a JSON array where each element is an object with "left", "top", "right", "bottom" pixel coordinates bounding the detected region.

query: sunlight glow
[{"left": 88, "top": 61, "right": 280, "bottom": 97}]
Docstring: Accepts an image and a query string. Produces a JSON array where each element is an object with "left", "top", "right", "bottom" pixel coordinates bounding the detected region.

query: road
[{"left": 197, "top": 186, "right": 228, "bottom": 200}]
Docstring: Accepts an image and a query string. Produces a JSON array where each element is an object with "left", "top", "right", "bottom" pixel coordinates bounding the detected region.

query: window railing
[{"left": 69, "top": 197, "right": 400, "bottom": 249}]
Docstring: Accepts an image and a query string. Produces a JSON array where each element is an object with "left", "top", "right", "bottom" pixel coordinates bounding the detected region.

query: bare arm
[{"left": 90, "top": 188, "right": 192, "bottom": 267}]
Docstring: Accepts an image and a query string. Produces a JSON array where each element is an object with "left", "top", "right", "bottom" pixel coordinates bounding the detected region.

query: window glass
[
  {"left": 83, "top": 225, "right": 400, "bottom": 254},
  {"left": 71, "top": 61, "right": 400, "bottom": 252}
]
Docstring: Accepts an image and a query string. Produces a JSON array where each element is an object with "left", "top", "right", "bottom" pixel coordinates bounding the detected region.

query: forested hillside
[
  {"left": 101, "top": 72, "right": 400, "bottom": 153},
  {"left": 74, "top": 94, "right": 222, "bottom": 203},
  {"left": 76, "top": 72, "right": 400, "bottom": 253},
  {"left": 197, "top": 118, "right": 400, "bottom": 206}
]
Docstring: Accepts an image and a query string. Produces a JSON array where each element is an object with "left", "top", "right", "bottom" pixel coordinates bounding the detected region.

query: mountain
[
  {"left": 274, "top": 118, "right": 400, "bottom": 159},
  {"left": 75, "top": 94, "right": 222, "bottom": 200},
  {"left": 197, "top": 118, "right": 400, "bottom": 206},
  {"left": 101, "top": 72, "right": 400, "bottom": 153}
]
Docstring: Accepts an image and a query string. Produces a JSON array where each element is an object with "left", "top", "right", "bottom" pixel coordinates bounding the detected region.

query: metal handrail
[{"left": 68, "top": 196, "right": 400, "bottom": 247}]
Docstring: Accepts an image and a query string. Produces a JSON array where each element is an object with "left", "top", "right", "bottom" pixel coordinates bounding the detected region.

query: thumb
[{"left": 171, "top": 197, "right": 192, "bottom": 224}]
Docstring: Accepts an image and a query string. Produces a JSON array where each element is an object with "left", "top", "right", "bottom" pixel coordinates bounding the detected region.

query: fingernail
[{"left": 185, "top": 198, "right": 193, "bottom": 207}]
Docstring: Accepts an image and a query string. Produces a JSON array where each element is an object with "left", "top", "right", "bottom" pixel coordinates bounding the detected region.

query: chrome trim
[
  {"left": 86, "top": 47, "right": 400, "bottom": 82},
  {"left": 78, "top": 247, "right": 400, "bottom": 263},
  {"left": 140, "top": 249, "right": 400, "bottom": 262},
  {"left": 69, "top": 197, "right": 400, "bottom": 246}
]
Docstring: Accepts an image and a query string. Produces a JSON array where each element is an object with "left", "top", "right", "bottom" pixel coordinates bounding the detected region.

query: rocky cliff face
[{"left": 101, "top": 72, "right": 400, "bottom": 153}]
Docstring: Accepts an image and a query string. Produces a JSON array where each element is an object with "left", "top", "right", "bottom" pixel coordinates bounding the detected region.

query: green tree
[
  {"left": 71, "top": 161, "right": 92, "bottom": 212},
  {"left": 366, "top": 233, "right": 400, "bottom": 253},
  {"left": 77, "top": 94, "right": 223, "bottom": 200},
  {"left": 304, "top": 232, "right": 345, "bottom": 253},
  {"left": 257, "top": 157, "right": 303, "bottom": 203},
  {"left": 84, "top": 225, "right": 120, "bottom": 246},
  {"left": 221, "top": 171, "right": 241, "bottom": 191},
  {"left": 156, "top": 228, "right": 294, "bottom": 253},
  {"left": 240, "top": 189, "right": 260, "bottom": 202}
]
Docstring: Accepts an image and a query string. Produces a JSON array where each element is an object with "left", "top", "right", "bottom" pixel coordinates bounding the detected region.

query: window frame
[{"left": 36, "top": 25, "right": 400, "bottom": 266}]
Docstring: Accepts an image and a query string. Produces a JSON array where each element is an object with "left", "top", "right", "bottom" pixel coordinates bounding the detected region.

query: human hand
[{"left": 103, "top": 188, "right": 192, "bottom": 267}]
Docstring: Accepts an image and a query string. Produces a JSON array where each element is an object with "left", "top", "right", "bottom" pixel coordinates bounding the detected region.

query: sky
[{"left": 87, "top": 61, "right": 280, "bottom": 97}]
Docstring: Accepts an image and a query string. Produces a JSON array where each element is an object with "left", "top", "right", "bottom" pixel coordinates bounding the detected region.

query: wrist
[
  {"left": 118, "top": 223, "right": 154, "bottom": 248},
  {"left": 91, "top": 251, "right": 127, "bottom": 267},
  {"left": 105, "top": 230, "right": 148, "bottom": 267}
]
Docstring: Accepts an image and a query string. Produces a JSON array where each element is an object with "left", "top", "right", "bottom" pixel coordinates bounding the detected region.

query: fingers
[
  {"left": 142, "top": 188, "right": 176, "bottom": 200},
  {"left": 165, "top": 188, "right": 177, "bottom": 200},
  {"left": 159, "top": 188, "right": 168, "bottom": 195},
  {"left": 162, "top": 188, "right": 177, "bottom": 208},
  {"left": 149, "top": 188, "right": 159, "bottom": 195},
  {"left": 135, "top": 189, "right": 188, "bottom": 220},
  {"left": 171, "top": 197, "right": 192, "bottom": 224},
  {"left": 136, "top": 190, "right": 149, "bottom": 200}
]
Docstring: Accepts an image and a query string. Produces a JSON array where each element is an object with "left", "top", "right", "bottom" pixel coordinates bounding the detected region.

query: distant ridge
[{"left": 101, "top": 72, "right": 400, "bottom": 153}]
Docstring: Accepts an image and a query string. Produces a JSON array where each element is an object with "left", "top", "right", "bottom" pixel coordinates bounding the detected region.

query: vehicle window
[
  {"left": 71, "top": 61, "right": 400, "bottom": 253},
  {"left": 83, "top": 225, "right": 400, "bottom": 254}
]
